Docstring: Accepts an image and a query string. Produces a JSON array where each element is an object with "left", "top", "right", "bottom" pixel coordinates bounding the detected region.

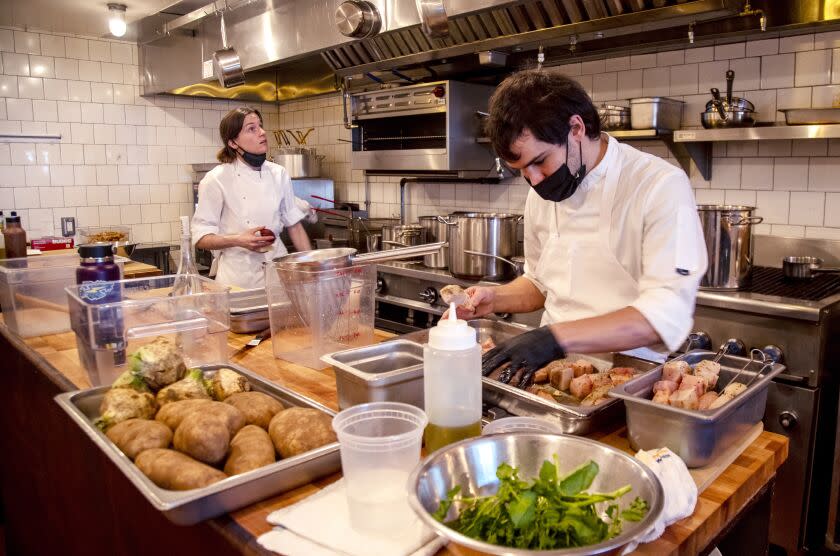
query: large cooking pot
[
  {"left": 698, "top": 205, "right": 763, "bottom": 290},
  {"left": 418, "top": 216, "right": 449, "bottom": 268},
  {"left": 442, "top": 213, "right": 522, "bottom": 281},
  {"left": 271, "top": 148, "right": 324, "bottom": 178},
  {"left": 381, "top": 224, "right": 427, "bottom": 261}
]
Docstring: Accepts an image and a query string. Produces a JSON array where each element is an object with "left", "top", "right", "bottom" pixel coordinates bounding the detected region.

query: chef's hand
[
  {"left": 441, "top": 286, "right": 496, "bottom": 320},
  {"left": 236, "top": 226, "right": 275, "bottom": 252},
  {"left": 294, "top": 197, "right": 319, "bottom": 224},
  {"left": 482, "top": 326, "right": 566, "bottom": 385}
]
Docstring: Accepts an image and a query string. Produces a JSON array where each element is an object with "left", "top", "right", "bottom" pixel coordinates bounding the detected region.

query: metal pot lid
[
  {"left": 696, "top": 204, "right": 756, "bottom": 211},
  {"left": 451, "top": 212, "right": 523, "bottom": 219}
]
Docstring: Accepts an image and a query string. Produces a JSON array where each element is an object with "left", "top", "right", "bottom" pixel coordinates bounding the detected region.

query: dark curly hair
[
  {"left": 217, "top": 107, "right": 263, "bottom": 163},
  {"left": 486, "top": 70, "right": 601, "bottom": 162}
]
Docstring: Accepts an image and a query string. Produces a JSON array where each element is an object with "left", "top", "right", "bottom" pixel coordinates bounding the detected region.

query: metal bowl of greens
[{"left": 408, "top": 434, "right": 663, "bottom": 555}]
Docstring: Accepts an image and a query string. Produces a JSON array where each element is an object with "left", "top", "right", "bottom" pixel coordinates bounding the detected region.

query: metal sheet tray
[
  {"left": 403, "top": 319, "right": 657, "bottom": 435},
  {"left": 609, "top": 350, "right": 785, "bottom": 467},
  {"left": 779, "top": 108, "right": 840, "bottom": 125},
  {"left": 54, "top": 362, "right": 340, "bottom": 525}
]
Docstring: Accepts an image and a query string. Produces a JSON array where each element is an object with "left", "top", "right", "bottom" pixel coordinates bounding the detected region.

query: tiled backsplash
[
  {"left": 0, "top": 26, "right": 277, "bottom": 243},
  {"left": 279, "top": 31, "right": 840, "bottom": 240},
  {"left": 2, "top": 24, "right": 840, "bottom": 243}
]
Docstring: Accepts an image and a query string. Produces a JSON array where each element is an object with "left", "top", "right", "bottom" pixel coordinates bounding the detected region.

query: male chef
[{"left": 452, "top": 70, "right": 708, "bottom": 380}]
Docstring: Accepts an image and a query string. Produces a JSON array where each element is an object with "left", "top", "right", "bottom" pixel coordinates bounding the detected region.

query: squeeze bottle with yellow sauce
[{"left": 423, "top": 302, "right": 482, "bottom": 452}]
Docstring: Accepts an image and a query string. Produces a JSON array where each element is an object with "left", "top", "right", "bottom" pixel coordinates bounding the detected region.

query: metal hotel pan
[
  {"left": 609, "top": 351, "right": 785, "bottom": 467},
  {"left": 229, "top": 288, "right": 269, "bottom": 333},
  {"left": 54, "top": 362, "right": 340, "bottom": 525},
  {"left": 403, "top": 319, "right": 657, "bottom": 435}
]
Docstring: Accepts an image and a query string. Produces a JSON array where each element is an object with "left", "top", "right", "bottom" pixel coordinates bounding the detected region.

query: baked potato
[
  {"left": 268, "top": 408, "right": 337, "bottom": 458},
  {"left": 135, "top": 449, "right": 227, "bottom": 490},
  {"left": 106, "top": 418, "right": 172, "bottom": 460},
  {"left": 173, "top": 412, "right": 230, "bottom": 465},
  {"left": 223, "top": 391, "right": 284, "bottom": 429},
  {"left": 224, "top": 425, "right": 276, "bottom": 475},
  {"left": 155, "top": 399, "right": 215, "bottom": 430}
]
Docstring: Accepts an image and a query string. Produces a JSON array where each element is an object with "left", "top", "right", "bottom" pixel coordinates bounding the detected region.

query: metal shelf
[
  {"left": 607, "top": 129, "right": 708, "bottom": 180},
  {"left": 674, "top": 124, "right": 840, "bottom": 142}
]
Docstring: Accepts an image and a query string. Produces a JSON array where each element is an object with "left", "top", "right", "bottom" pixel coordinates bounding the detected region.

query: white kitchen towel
[
  {"left": 622, "top": 447, "right": 698, "bottom": 554},
  {"left": 257, "top": 478, "right": 445, "bottom": 556}
]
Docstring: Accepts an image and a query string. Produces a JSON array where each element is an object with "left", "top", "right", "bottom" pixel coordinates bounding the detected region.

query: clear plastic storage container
[
  {"left": 65, "top": 274, "right": 230, "bottom": 386},
  {"left": 0, "top": 254, "right": 125, "bottom": 338},
  {"left": 266, "top": 262, "right": 376, "bottom": 369}
]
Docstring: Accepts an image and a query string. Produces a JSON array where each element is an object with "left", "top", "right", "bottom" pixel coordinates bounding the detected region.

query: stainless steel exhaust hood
[{"left": 139, "top": 0, "right": 838, "bottom": 103}]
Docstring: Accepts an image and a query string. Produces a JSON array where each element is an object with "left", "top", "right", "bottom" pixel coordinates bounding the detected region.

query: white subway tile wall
[{"left": 0, "top": 26, "right": 276, "bottom": 241}]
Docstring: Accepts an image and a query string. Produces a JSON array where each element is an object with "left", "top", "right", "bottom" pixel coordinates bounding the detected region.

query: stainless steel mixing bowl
[{"left": 408, "top": 433, "right": 664, "bottom": 555}]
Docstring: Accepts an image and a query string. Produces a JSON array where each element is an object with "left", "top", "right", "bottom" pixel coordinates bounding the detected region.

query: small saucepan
[{"left": 782, "top": 256, "right": 840, "bottom": 279}]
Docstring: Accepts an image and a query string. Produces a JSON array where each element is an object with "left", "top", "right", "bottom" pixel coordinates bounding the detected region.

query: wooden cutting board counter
[{"left": 0, "top": 325, "right": 788, "bottom": 556}]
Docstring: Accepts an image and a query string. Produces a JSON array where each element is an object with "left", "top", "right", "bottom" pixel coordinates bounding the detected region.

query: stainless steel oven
[{"left": 349, "top": 80, "right": 494, "bottom": 174}]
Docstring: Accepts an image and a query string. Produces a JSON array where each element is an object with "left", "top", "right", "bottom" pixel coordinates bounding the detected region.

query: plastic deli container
[
  {"left": 266, "top": 263, "right": 376, "bottom": 370},
  {"left": 332, "top": 401, "right": 428, "bottom": 534},
  {"left": 65, "top": 274, "right": 229, "bottom": 386},
  {"left": 0, "top": 254, "right": 125, "bottom": 338},
  {"left": 482, "top": 416, "right": 564, "bottom": 435}
]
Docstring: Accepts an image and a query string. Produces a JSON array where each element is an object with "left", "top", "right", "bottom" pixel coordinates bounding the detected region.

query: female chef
[
  {"left": 192, "top": 107, "right": 312, "bottom": 289},
  {"left": 451, "top": 70, "right": 708, "bottom": 379}
]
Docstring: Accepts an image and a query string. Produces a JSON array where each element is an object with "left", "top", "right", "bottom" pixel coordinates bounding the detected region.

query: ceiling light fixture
[{"left": 108, "top": 3, "right": 127, "bottom": 37}]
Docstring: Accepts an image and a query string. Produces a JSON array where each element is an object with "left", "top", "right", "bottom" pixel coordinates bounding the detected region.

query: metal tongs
[{"left": 720, "top": 348, "right": 773, "bottom": 391}]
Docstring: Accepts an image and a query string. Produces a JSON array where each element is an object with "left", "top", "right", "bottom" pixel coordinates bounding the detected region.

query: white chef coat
[
  {"left": 522, "top": 134, "right": 708, "bottom": 358},
  {"left": 192, "top": 159, "right": 306, "bottom": 289}
]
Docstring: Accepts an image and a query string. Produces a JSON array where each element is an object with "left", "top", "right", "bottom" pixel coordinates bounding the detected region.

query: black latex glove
[{"left": 482, "top": 326, "right": 566, "bottom": 388}]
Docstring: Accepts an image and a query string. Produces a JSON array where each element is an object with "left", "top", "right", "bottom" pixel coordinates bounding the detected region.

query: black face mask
[
  {"left": 528, "top": 140, "right": 586, "bottom": 203},
  {"left": 234, "top": 142, "right": 266, "bottom": 168}
]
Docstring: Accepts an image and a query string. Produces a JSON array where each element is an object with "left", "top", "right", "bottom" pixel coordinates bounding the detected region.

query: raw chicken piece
[
  {"left": 652, "top": 380, "right": 679, "bottom": 395},
  {"left": 569, "top": 374, "right": 594, "bottom": 400},
  {"left": 694, "top": 367, "right": 719, "bottom": 390},
  {"left": 709, "top": 393, "right": 735, "bottom": 409},
  {"left": 663, "top": 360, "right": 690, "bottom": 384},
  {"left": 669, "top": 388, "right": 700, "bottom": 410},
  {"left": 652, "top": 390, "right": 671, "bottom": 404},
  {"left": 549, "top": 365, "right": 574, "bottom": 392},
  {"left": 440, "top": 285, "right": 474, "bottom": 311},
  {"left": 533, "top": 368, "right": 549, "bottom": 383},
  {"left": 695, "top": 360, "right": 721, "bottom": 375},
  {"left": 608, "top": 367, "right": 636, "bottom": 386},
  {"left": 590, "top": 373, "right": 613, "bottom": 388},
  {"left": 678, "top": 374, "right": 706, "bottom": 396},
  {"left": 581, "top": 384, "right": 612, "bottom": 406},
  {"left": 571, "top": 360, "right": 594, "bottom": 377},
  {"left": 698, "top": 391, "right": 720, "bottom": 410},
  {"left": 722, "top": 382, "right": 748, "bottom": 397},
  {"left": 480, "top": 337, "right": 497, "bottom": 354}
]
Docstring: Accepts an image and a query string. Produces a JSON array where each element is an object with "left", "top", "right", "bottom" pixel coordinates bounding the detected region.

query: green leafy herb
[{"left": 433, "top": 459, "right": 648, "bottom": 550}]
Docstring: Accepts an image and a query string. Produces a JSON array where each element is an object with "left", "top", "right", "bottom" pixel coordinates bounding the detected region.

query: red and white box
[{"left": 30, "top": 237, "right": 75, "bottom": 251}]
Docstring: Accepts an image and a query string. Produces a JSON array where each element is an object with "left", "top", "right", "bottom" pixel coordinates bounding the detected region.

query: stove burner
[{"left": 743, "top": 266, "right": 840, "bottom": 301}]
